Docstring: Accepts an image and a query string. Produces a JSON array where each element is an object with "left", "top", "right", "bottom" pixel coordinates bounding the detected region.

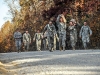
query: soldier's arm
[
  {"left": 13, "top": 32, "right": 16, "bottom": 39},
  {"left": 56, "top": 15, "right": 60, "bottom": 24},
  {"left": 64, "top": 23, "right": 67, "bottom": 30},
  {"left": 40, "top": 33, "right": 43, "bottom": 39},
  {"left": 69, "top": 25, "right": 76, "bottom": 30},
  {"left": 56, "top": 15, "right": 61, "bottom": 28},
  {"left": 23, "top": 34, "right": 25, "bottom": 41},
  {"left": 20, "top": 32, "right": 22, "bottom": 38},
  {"left": 68, "top": 26, "right": 74, "bottom": 30},
  {"left": 43, "top": 25, "right": 47, "bottom": 34},
  {"left": 79, "top": 26, "right": 83, "bottom": 38},
  {"left": 88, "top": 26, "right": 92, "bottom": 36}
]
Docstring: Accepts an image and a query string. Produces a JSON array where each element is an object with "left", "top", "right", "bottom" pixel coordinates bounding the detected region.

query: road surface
[{"left": 0, "top": 50, "right": 100, "bottom": 75}]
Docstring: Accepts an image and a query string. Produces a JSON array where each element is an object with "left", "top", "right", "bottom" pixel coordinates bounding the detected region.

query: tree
[{"left": 0, "top": 0, "right": 100, "bottom": 52}]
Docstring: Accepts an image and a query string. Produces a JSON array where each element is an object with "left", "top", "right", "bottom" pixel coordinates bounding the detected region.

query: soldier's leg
[
  {"left": 82, "top": 37, "right": 87, "bottom": 49},
  {"left": 36, "top": 40, "right": 39, "bottom": 51},
  {"left": 53, "top": 36, "right": 56, "bottom": 50},
  {"left": 59, "top": 38, "right": 62, "bottom": 50},
  {"left": 15, "top": 40, "right": 19, "bottom": 52},
  {"left": 46, "top": 39, "right": 48, "bottom": 49},
  {"left": 62, "top": 33, "right": 66, "bottom": 50},
  {"left": 70, "top": 35, "right": 75, "bottom": 50},
  {"left": 73, "top": 41, "right": 76, "bottom": 50},
  {"left": 47, "top": 37, "right": 51, "bottom": 51},
  {"left": 86, "top": 37, "right": 90, "bottom": 49},
  {"left": 51, "top": 36, "right": 54, "bottom": 51},
  {"left": 48, "top": 37, "right": 52, "bottom": 52},
  {"left": 71, "top": 40, "right": 75, "bottom": 50},
  {"left": 43, "top": 38, "right": 48, "bottom": 50},
  {"left": 38, "top": 40, "right": 41, "bottom": 51},
  {"left": 59, "top": 34, "right": 62, "bottom": 50},
  {"left": 23, "top": 41, "right": 27, "bottom": 51},
  {"left": 25, "top": 42, "right": 27, "bottom": 51},
  {"left": 26, "top": 42, "right": 30, "bottom": 51},
  {"left": 18, "top": 40, "right": 21, "bottom": 52},
  {"left": 83, "top": 41, "right": 87, "bottom": 49},
  {"left": 43, "top": 39, "right": 46, "bottom": 50}
]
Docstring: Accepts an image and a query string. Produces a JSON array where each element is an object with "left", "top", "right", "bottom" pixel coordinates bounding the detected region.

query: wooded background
[{"left": 0, "top": 0, "right": 100, "bottom": 52}]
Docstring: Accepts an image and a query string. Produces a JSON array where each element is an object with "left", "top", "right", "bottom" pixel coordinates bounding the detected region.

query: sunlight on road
[{"left": 0, "top": 50, "right": 100, "bottom": 75}]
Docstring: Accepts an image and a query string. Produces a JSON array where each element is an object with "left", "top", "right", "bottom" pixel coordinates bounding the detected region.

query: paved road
[{"left": 0, "top": 50, "right": 100, "bottom": 75}]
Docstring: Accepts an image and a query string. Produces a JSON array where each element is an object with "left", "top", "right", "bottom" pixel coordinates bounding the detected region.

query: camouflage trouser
[
  {"left": 70, "top": 40, "right": 76, "bottom": 48},
  {"left": 36, "top": 39, "right": 41, "bottom": 51},
  {"left": 47, "top": 36, "right": 54, "bottom": 50},
  {"left": 43, "top": 38, "right": 48, "bottom": 50},
  {"left": 15, "top": 40, "right": 21, "bottom": 51},
  {"left": 82, "top": 36, "right": 90, "bottom": 49},
  {"left": 70, "top": 35, "right": 77, "bottom": 48},
  {"left": 23, "top": 41, "right": 30, "bottom": 50},
  {"left": 59, "top": 32, "right": 66, "bottom": 49}
]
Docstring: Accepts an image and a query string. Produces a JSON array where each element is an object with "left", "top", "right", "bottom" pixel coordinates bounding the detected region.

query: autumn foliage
[{"left": 0, "top": 0, "right": 100, "bottom": 52}]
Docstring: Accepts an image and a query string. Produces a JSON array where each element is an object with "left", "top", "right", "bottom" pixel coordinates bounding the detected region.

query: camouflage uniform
[
  {"left": 23, "top": 33, "right": 31, "bottom": 51},
  {"left": 43, "top": 24, "right": 56, "bottom": 51},
  {"left": 33, "top": 33, "right": 43, "bottom": 51},
  {"left": 69, "top": 25, "right": 77, "bottom": 50},
  {"left": 80, "top": 25, "right": 92, "bottom": 49},
  {"left": 14, "top": 31, "right": 22, "bottom": 52},
  {"left": 56, "top": 15, "right": 67, "bottom": 50}
]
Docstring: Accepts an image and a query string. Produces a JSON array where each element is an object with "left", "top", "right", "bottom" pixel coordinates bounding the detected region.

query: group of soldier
[
  {"left": 14, "top": 30, "right": 31, "bottom": 52},
  {"left": 14, "top": 9, "right": 92, "bottom": 53}
]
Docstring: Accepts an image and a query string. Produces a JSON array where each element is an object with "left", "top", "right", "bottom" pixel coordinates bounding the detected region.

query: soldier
[
  {"left": 43, "top": 21, "right": 57, "bottom": 52},
  {"left": 70, "top": 19, "right": 81, "bottom": 49},
  {"left": 79, "top": 21, "right": 92, "bottom": 49},
  {"left": 56, "top": 17, "right": 67, "bottom": 51},
  {"left": 23, "top": 30, "right": 31, "bottom": 51},
  {"left": 69, "top": 21, "right": 77, "bottom": 50},
  {"left": 56, "top": 9, "right": 67, "bottom": 51},
  {"left": 50, "top": 17, "right": 59, "bottom": 50},
  {"left": 14, "top": 28, "right": 22, "bottom": 53},
  {"left": 33, "top": 30, "right": 43, "bottom": 51}
]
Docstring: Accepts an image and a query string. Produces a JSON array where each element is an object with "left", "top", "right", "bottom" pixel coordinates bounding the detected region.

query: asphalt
[{"left": 0, "top": 49, "right": 100, "bottom": 75}]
